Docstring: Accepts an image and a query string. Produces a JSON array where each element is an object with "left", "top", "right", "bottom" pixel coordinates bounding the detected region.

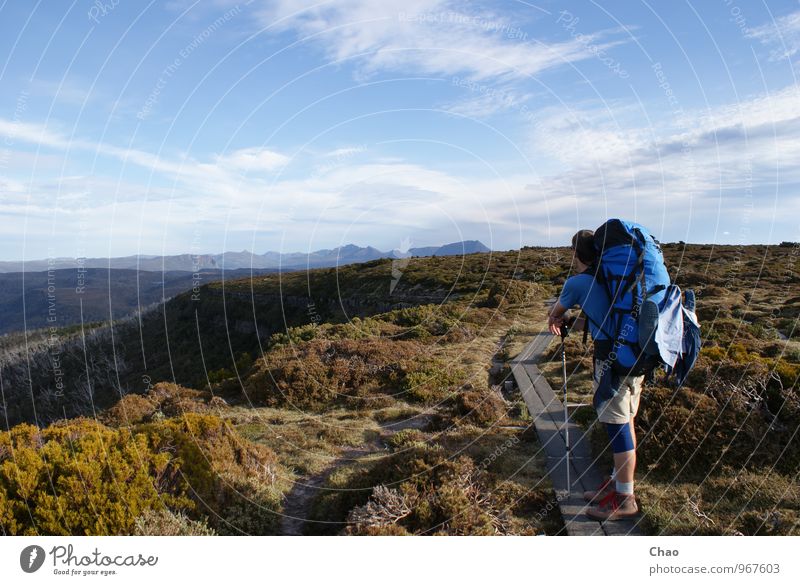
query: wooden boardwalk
[{"left": 511, "top": 332, "right": 643, "bottom": 536}]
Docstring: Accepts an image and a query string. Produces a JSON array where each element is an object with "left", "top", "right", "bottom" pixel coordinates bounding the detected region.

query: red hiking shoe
[
  {"left": 586, "top": 490, "right": 639, "bottom": 521},
  {"left": 583, "top": 475, "right": 614, "bottom": 503}
]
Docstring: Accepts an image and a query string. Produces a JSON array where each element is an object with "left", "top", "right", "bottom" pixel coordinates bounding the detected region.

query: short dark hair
[{"left": 571, "top": 230, "right": 596, "bottom": 264}]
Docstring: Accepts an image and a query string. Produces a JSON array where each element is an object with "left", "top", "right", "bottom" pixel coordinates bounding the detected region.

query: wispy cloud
[
  {"left": 518, "top": 83, "right": 800, "bottom": 242},
  {"left": 214, "top": 147, "right": 290, "bottom": 171},
  {"left": 255, "top": 0, "right": 630, "bottom": 82},
  {"left": 530, "top": 84, "right": 800, "bottom": 170},
  {"left": 28, "top": 77, "right": 98, "bottom": 106},
  {"left": 441, "top": 84, "right": 537, "bottom": 119},
  {"left": 528, "top": 101, "right": 648, "bottom": 167},
  {"left": 3, "top": 78, "right": 799, "bottom": 257},
  {"left": 0, "top": 119, "right": 288, "bottom": 183},
  {"left": 0, "top": 119, "right": 73, "bottom": 150},
  {"left": 746, "top": 9, "right": 800, "bottom": 60},
  {"left": 323, "top": 145, "right": 368, "bottom": 158}
]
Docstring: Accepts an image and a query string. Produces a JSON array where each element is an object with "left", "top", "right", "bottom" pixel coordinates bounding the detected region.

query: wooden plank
[
  {"left": 512, "top": 364, "right": 569, "bottom": 462},
  {"left": 547, "top": 456, "right": 595, "bottom": 496},
  {"left": 561, "top": 496, "right": 606, "bottom": 536},
  {"left": 523, "top": 362, "right": 604, "bottom": 493},
  {"left": 512, "top": 349, "right": 604, "bottom": 534},
  {"left": 601, "top": 515, "right": 646, "bottom": 536},
  {"left": 515, "top": 363, "right": 589, "bottom": 492},
  {"left": 512, "top": 333, "right": 643, "bottom": 536}
]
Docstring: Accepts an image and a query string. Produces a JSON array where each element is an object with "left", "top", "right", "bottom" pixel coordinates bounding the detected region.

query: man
[{"left": 547, "top": 229, "right": 642, "bottom": 521}]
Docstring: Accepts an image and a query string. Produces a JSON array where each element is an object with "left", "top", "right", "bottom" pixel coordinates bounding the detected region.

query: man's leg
[
  {"left": 612, "top": 379, "right": 639, "bottom": 489},
  {"left": 622, "top": 375, "right": 643, "bottom": 485},
  {"left": 614, "top": 443, "right": 635, "bottom": 485},
  {"left": 606, "top": 421, "right": 635, "bottom": 489},
  {"left": 610, "top": 422, "right": 635, "bottom": 480},
  {"left": 587, "top": 378, "right": 640, "bottom": 520},
  {"left": 615, "top": 419, "right": 636, "bottom": 484},
  {"left": 584, "top": 358, "right": 617, "bottom": 502}
]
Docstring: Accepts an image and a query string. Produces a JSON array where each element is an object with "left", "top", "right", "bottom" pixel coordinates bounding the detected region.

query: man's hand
[
  {"left": 548, "top": 314, "right": 564, "bottom": 336},
  {"left": 548, "top": 300, "right": 568, "bottom": 335}
]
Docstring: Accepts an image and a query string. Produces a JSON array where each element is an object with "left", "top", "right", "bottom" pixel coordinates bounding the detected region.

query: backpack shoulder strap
[{"left": 576, "top": 262, "right": 616, "bottom": 342}]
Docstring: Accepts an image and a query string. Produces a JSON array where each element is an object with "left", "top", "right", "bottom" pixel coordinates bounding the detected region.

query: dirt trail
[{"left": 279, "top": 415, "right": 432, "bottom": 536}]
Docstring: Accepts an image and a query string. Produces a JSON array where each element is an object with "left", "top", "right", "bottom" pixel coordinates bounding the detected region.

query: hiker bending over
[{"left": 547, "top": 229, "right": 641, "bottom": 521}]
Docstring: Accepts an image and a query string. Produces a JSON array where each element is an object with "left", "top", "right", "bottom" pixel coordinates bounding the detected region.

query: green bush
[
  {"left": 386, "top": 429, "right": 425, "bottom": 450},
  {"left": 483, "top": 280, "right": 536, "bottom": 308},
  {"left": 636, "top": 366, "right": 800, "bottom": 480},
  {"left": 245, "top": 337, "right": 464, "bottom": 409},
  {"left": 0, "top": 418, "right": 190, "bottom": 535},
  {"left": 133, "top": 508, "right": 217, "bottom": 535},
  {"left": 773, "top": 360, "right": 800, "bottom": 390},
  {"left": 396, "top": 360, "right": 466, "bottom": 404},
  {"left": 101, "top": 383, "right": 214, "bottom": 427},
  {"left": 0, "top": 412, "right": 284, "bottom": 536},
  {"left": 138, "top": 413, "right": 283, "bottom": 535}
]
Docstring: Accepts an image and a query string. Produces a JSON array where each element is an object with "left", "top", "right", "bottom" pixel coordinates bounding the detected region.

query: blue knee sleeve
[{"left": 606, "top": 422, "right": 634, "bottom": 453}]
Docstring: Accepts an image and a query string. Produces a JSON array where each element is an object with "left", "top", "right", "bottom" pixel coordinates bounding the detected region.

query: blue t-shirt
[{"left": 558, "top": 273, "right": 611, "bottom": 341}]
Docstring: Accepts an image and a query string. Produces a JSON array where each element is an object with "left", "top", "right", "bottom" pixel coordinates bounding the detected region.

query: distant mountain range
[
  {"left": 0, "top": 240, "right": 491, "bottom": 336},
  {"left": 0, "top": 240, "right": 491, "bottom": 273},
  {"left": 0, "top": 267, "right": 278, "bottom": 335}
]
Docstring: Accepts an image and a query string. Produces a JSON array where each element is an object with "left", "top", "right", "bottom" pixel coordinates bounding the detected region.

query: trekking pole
[{"left": 561, "top": 318, "right": 572, "bottom": 498}]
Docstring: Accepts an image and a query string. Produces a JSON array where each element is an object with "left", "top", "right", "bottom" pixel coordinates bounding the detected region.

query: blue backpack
[{"left": 589, "top": 219, "right": 700, "bottom": 385}]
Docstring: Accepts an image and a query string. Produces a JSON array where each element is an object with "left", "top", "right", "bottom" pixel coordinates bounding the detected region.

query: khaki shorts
[{"left": 592, "top": 359, "right": 644, "bottom": 424}]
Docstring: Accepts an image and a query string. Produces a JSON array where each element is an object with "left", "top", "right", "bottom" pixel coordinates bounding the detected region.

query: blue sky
[{"left": 1, "top": 0, "right": 799, "bottom": 261}]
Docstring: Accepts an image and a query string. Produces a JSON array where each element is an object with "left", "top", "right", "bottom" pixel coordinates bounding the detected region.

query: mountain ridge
[{"left": 0, "top": 240, "right": 491, "bottom": 273}]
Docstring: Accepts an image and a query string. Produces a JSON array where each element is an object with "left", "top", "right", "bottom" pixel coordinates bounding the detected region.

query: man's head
[{"left": 571, "top": 229, "right": 596, "bottom": 269}]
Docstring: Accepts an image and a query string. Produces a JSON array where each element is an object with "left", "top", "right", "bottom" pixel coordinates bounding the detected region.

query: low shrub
[
  {"left": 310, "top": 443, "right": 511, "bottom": 536},
  {"left": 386, "top": 428, "right": 426, "bottom": 451},
  {"left": 133, "top": 508, "right": 217, "bottom": 535},
  {"left": 245, "top": 338, "right": 464, "bottom": 409},
  {"left": 138, "top": 413, "right": 283, "bottom": 535},
  {"left": 773, "top": 360, "right": 800, "bottom": 390},
  {"left": 0, "top": 418, "right": 190, "bottom": 536},
  {"left": 397, "top": 360, "right": 466, "bottom": 404},
  {"left": 377, "top": 304, "right": 471, "bottom": 341},
  {"left": 483, "top": 280, "right": 536, "bottom": 309},
  {"left": 100, "top": 393, "right": 159, "bottom": 426},
  {"left": 0, "top": 413, "right": 284, "bottom": 536},
  {"left": 101, "top": 383, "right": 215, "bottom": 427},
  {"left": 676, "top": 271, "right": 712, "bottom": 287},
  {"left": 453, "top": 386, "right": 508, "bottom": 427},
  {"left": 636, "top": 365, "right": 800, "bottom": 480}
]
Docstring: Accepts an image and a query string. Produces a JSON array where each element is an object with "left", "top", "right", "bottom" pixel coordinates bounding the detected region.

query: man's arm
[{"left": 548, "top": 300, "right": 568, "bottom": 335}]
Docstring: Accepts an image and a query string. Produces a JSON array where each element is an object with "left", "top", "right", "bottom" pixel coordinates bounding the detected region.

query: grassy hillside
[
  {"left": 1, "top": 242, "right": 798, "bottom": 535},
  {"left": 0, "top": 267, "right": 279, "bottom": 335},
  {"left": 0, "top": 249, "right": 542, "bottom": 428},
  {"left": 0, "top": 247, "right": 561, "bottom": 535}
]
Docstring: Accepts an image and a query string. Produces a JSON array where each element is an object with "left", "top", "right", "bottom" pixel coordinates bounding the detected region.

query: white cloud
[
  {"left": 516, "top": 83, "right": 800, "bottom": 243},
  {"left": 529, "top": 84, "right": 800, "bottom": 174},
  {"left": 0, "top": 119, "right": 72, "bottom": 150},
  {"left": 0, "top": 119, "right": 290, "bottom": 187},
  {"left": 255, "top": 0, "right": 629, "bottom": 82},
  {"left": 323, "top": 145, "right": 368, "bottom": 158},
  {"left": 215, "top": 147, "right": 290, "bottom": 171},
  {"left": 441, "top": 85, "right": 537, "bottom": 119},
  {"left": 3, "top": 79, "right": 800, "bottom": 258},
  {"left": 528, "top": 102, "right": 649, "bottom": 167},
  {"left": 746, "top": 10, "right": 800, "bottom": 60}
]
